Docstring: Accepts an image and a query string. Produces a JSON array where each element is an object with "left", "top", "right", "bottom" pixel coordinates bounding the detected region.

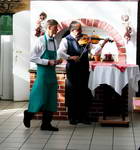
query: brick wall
[
  {"left": 89, "top": 84, "right": 128, "bottom": 121},
  {"left": 54, "top": 73, "right": 68, "bottom": 120}
]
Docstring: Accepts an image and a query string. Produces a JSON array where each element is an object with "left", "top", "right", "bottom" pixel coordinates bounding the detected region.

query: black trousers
[
  {"left": 65, "top": 78, "right": 92, "bottom": 122},
  {"left": 65, "top": 60, "right": 93, "bottom": 121}
]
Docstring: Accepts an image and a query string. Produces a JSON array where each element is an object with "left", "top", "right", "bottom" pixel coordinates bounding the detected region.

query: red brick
[
  {"left": 58, "top": 107, "right": 66, "bottom": 111},
  {"left": 53, "top": 112, "right": 60, "bottom": 116},
  {"left": 58, "top": 81, "right": 65, "bottom": 86},
  {"left": 57, "top": 90, "right": 65, "bottom": 93},
  {"left": 60, "top": 112, "right": 68, "bottom": 116},
  {"left": 58, "top": 98, "right": 65, "bottom": 102},
  {"left": 60, "top": 103, "right": 66, "bottom": 107},
  {"left": 53, "top": 116, "right": 68, "bottom": 120}
]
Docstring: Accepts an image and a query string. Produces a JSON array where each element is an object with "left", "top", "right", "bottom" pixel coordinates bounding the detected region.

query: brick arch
[{"left": 58, "top": 18, "right": 126, "bottom": 54}]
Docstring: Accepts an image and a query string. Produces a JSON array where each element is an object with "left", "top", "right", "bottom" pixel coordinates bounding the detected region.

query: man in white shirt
[
  {"left": 57, "top": 21, "right": 95, "bottom": 125},
  {"left": 23, "top": 19, "right": 62, "bottom": 131}
]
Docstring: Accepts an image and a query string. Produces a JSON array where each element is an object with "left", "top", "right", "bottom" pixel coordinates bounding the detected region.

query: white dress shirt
[
  {"left": 90, "top": 40, "right": 104, "bottom": 55},
  {"left": 30, "top": 33, "right": 57, "bottom": 65},
  {"left": 90, "top": 40, "right": 118, "bottom": 61},
  {"left": 57, "top": 33, "right": 75, "bottom": 60}
]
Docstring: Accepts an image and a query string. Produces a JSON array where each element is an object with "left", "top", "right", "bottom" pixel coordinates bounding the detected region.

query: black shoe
[
  {"left": 23, "top": 110, "right": 31, "bottom": 128},
  {"left": 138, "top": 147, "right": 140, "bottom": 150},
  {"left": 69, "top": 119, "right": 78, "bottom": 125},
  {"left": 40, "top": 124, "right": 59, "bottom": 131}
]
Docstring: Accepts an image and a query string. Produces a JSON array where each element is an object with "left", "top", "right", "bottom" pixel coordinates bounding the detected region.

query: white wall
[
  {"left": 31, "top": 1, "right": 138, "bottom": 64},
  {"left": 12, "top": 1, "right": 138, "bottom": 101},
  {"left": 13, "top": 11, "right": 30, "bottom": 101}
]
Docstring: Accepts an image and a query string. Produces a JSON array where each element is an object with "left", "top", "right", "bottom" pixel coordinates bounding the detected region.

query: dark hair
[
  {"left": 40, "top": 12, "right": 47, "bottom": 18},
  {"left": 69, "top": 21, "right": 81, "bottom": 32}
]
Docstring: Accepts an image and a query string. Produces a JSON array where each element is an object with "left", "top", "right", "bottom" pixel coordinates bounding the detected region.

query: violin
[{"left": 78, "top": 34, "right": 113, "bottom": 45}]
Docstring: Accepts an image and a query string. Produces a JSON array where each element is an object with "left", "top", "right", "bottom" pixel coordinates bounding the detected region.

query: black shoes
[
  {"left": 23, "top": 110, "right": 31, "bottom": 128},
  {"left": 23, "top": 110, "right": 58, "bottom": 131},
  {"left": 40, "top": 124, "right": 59, "bottom": 131},
  {"left": 69, "top": 119, "right": 91, "bottom": 125}
]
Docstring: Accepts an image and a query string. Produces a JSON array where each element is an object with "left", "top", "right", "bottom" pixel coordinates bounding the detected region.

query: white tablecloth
[{"left": 88, "top": 64, "right": 140, "bottom": 96}]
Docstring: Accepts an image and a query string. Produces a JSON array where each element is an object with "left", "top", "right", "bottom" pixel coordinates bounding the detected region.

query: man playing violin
[{"left": 57, "top": 21, "right": 106, "bottom": 125}]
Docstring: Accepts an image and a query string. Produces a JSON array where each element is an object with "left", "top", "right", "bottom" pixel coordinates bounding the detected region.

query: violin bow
[{"left": 79, "top": 43, "right": 89, "bottom": 59}]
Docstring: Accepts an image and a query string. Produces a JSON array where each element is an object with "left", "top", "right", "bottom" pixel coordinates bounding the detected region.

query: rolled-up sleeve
[
  {"left": 30, "top": 38, "right": 49, "bottom": 65},
  {"left": 90, "top": 41, "right": 103, "bottom": 55}
]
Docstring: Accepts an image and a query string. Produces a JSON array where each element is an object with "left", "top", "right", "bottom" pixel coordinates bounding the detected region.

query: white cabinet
[{"left": 13, "top": 11, "right": 30, "bottom": 101}]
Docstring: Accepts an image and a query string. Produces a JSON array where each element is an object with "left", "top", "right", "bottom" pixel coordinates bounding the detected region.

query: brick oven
[{"left": 30, "top": 18, "right": 128, "bottom": 121}]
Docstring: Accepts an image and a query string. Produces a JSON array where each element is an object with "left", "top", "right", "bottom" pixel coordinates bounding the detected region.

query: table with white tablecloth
[
  {"left": 88, "top": 63, "right": 140, "bottom": 96},
  {"left": 88, "top": 62, "right": 140, "bottom": 121}
]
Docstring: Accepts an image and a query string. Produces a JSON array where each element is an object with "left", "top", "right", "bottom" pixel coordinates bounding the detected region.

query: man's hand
[
  {"left": 55, "top": 59, "right": 63, "bottom": 65},
  {"left": 104, "top": 38, "right": 110, "bottom": 43},
  {"left": 48, "top": 60, "right": 56, "bottom": 66},
  {"left": 48, "top": 59, "right": 63, "bottom": 66},
  {"left": 68, "top": 56, "right": 80, "bottom": 62},
  {"left": 100, "top": 38, "right": 110, "bottom": 48}
]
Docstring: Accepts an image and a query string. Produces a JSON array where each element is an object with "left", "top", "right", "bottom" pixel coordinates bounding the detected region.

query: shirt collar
[
  {"left": 45, "top": 33, "right": 54, "bottom": 41},
  {"left": 70, "top": 32, "right": 77, "bottom": 39}
]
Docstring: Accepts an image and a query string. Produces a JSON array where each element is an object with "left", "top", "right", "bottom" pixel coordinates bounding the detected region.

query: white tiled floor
[{"left": 0, "top": 100, "right": 140, "bottom": 150}]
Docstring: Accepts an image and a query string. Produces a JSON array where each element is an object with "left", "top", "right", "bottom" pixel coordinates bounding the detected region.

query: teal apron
[{"left": 28, "top": 35, "right": 58, "bottom": 113}]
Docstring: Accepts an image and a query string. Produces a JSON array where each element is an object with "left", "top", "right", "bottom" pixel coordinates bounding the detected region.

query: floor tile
[{"left": 0, "top": 101, "right": 140, "bottom": 150}]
